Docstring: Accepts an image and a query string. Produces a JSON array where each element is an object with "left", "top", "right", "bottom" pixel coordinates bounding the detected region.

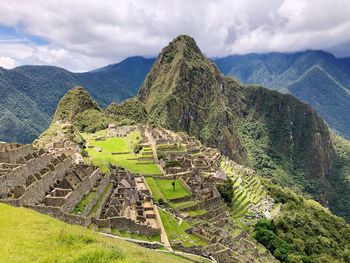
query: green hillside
[
  {"left": 0, "top": 203, "right": 189, "bottom": 263},
  {"left": 255, "top": 181, "right": 350, "bottom": 262},
  {"left": 215, "top": 51, "right": 350, "bottom": 139},
  {"left": 0, "top": 57, "right": 154, "bottom": 143}
]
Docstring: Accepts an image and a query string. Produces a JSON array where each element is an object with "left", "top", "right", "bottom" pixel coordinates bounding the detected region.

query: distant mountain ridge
[
  {"left": 1, "top": 49, "right": 350, "bottom": 143},
  {"left": 214, "top": 50, "right": 350, "bottom": 139},
  {"left": 0, "top": 56, "right": 154, "bottom": 143}
]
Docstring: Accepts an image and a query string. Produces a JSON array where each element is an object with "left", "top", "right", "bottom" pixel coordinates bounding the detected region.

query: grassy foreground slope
[{"left": 0, "top": 203, "right": 189, "bottom": 263}]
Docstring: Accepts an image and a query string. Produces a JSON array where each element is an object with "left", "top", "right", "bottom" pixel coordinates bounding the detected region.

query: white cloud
[
  {"left": 0, "top": 0, "right": 349, "bottom": 71},
  {"left": 0, "top": 56, "right": 16, "bottom": 69}
]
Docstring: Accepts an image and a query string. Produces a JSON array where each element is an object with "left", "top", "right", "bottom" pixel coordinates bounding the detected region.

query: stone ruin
[
  {"left": 92, "top": 164, "right": 161, "bottom": 236},
  {"left": 0, "top": 142, "right": 162, "bottom": 238},
  {"left": 106, "top": 124, "right": 136, "bottom": 138},
  {"left": 142, "top": 127, "right": 277, "bottom": 262},
  {"left": 0, "top": 143, "right": 102, "bottom": 225}
]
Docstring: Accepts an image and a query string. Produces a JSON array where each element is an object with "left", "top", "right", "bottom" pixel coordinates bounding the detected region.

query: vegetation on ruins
[{"left": 0, "top": 203, "right": 190, "bottom": 263}]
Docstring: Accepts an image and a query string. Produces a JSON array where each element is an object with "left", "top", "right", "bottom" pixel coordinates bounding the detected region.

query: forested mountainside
[
  {"left": 215, "top": 51, "right": 350, "bottom": 139},
  {"left": 0, "top": 56, "right": 154, "bottom": 143},
  {"left": 1, "top": 47, "right": 350, "bottom": 145}
]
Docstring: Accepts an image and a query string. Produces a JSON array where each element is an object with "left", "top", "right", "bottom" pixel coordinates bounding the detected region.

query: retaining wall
[{"left": 26, "top": 204, "right": 91, "bottom": 227}]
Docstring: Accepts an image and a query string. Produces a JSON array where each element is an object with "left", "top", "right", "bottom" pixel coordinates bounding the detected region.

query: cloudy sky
[{"left": 0, "top": 0, "right": 350, "bottom": 72}]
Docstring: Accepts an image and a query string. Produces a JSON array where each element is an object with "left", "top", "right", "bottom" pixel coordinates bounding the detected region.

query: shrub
[
  {"left": 165, "top": 160, "right": 181, "bottom": 168},
  {"left": 217, "top": 180, "right": 233, "bottom": 205}
]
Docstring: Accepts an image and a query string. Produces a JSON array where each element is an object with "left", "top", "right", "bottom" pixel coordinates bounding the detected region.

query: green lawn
[
  {"left": 187, "top": 210, "right": 207, "bottom": 217},
  {"left": 83, "top": 132, "right": 162, "bottom": 175},
  {"left": 0, "top": 203, "right": 191, "bottom": 263},
  {"left": 158, "top": 208, "right": 207, "bottom": 247},
  {"left": 154, "top": 179, "right": 191, "bottom": 200},
  {"left": 145, "top": 177, "right": 165, "bottom": 201},
  {"left": 72, "top": 190, "right": 96, "bottom": 214},
  {"left": 146, "top": 178, "right": 197, "bottom": 210}
]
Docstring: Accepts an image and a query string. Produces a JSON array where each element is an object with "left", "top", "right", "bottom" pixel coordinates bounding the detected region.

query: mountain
[
  {"left": 52, "top": 86, "right": 101, "bottom": 122},
  {"left": 137, "top": 35, "right": 335, "bottom": 200},
  {"left": 215, "top": 51, "right": 350, "bottom": 139},
  {"left": 0, "top": 56, "right": 154, "bottom": 143}
]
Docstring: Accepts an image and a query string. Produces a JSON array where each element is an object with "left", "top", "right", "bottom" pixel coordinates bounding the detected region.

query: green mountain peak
[
  {"left": 138, "top": 34, "right": 336, "bottom": 202},
  {"left": 52, "top": 86, "right": 100, "bottom": 123}
]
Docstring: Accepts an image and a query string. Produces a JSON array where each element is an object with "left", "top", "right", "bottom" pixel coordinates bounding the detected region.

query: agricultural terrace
[
  {"left": 220, "top": 158, "right": 267, "bottom": 219},
  {"left": 82, "top": 130, "right": 162, "bottom": 175}
]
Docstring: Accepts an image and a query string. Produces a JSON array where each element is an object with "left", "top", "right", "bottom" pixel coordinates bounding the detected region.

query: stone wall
[
  {"left": 26, "top": 204, "right": 91, "bottom": 227},
  {"left": 94, "top": 182, "right": 114, "bottom": 218},
  {"left": 61, "top": 176, "right": 93, "bottom": 213},
  {"left": 168, "top": 195, "right": 192, "bottom": 204},
  {"left": 93, "top": 217, "right": 161, "bottom": 236},
  {"left": 199, "top": 195, "right": 222, "bottom": 209},
  {"left": 0, "top": 154, "right": 52, "bottom": 196},
  {"left": 17, "top": 156, "right": 73, "bottom": 205},
  {"left": 0, "top": 144, "right": 34, "bottom": 163}
]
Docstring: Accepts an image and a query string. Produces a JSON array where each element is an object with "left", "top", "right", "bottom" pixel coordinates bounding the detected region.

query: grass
[
  {"left": 158, "top": 208, "right": 207, "bottom": 247},
  {"left": 145, "top": 177, "right": 165, "bottom": 201},
  {"left": 154, "top": 179, "right": 191, "bottom": 200},
  {"left": 72, "top": 190, "right": 97, "bottom": 214},
  {"left": 170, "top": 200, "right": 197, "bottom": 210},
  {"left": 88, "top": 183, "right": 113, "bottom": 216},
  {"left": 187, "top": 210, "right": 207, "bottom": 217},
  {"left": 146, "top": 178, "right": 197, "bottom": 210},
  {"left": 83, "top": 132, "right": 162, "bottom": 175},
  {"left": 0, "top": 203, "right": 191, "bottom": 263}
]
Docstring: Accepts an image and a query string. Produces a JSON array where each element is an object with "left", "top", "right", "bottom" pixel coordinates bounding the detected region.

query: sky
[{"left": 0, "top": 0, "right": 350, "bottom": 72}]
